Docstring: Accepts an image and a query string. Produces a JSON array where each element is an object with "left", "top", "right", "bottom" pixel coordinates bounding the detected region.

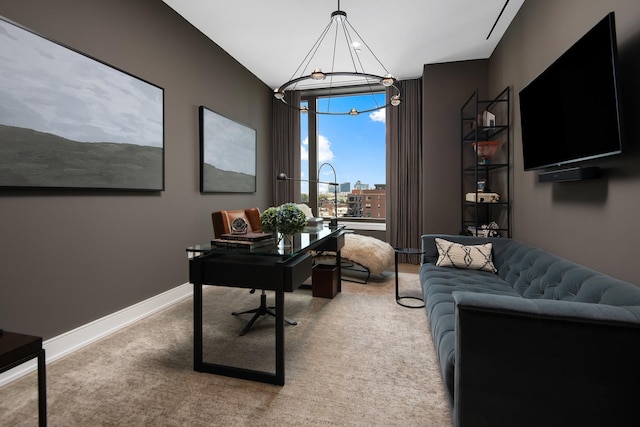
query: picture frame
[
  {"left": 0, "top": 16, "right": 164, "bottom": 191},
  {"left": 199, "top": 106, "right": 256, "bottom": 193}
]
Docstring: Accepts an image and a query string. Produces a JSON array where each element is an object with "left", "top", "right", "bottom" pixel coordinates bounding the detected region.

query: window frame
[{"left": 300, "top": 86, "right": 387, "bottom": 223}]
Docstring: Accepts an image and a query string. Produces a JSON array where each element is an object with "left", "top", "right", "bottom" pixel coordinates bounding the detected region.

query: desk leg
[
  {"left": 193, "top": 283, "right": 203, "bottom": 371},
  {"left": 336, "top": 249, "right": 342, "bottom": 293},
  {"left": 395, "top": 251, "right": 400, "bottom": 300},
  {"left": 37, "top": 349, "right": 46, "bottom": 427},
  {"left": 275, "top": 285, "right": 285, "bottom": 385}
]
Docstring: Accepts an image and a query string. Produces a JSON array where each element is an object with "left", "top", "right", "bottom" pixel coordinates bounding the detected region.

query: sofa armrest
[{"left": 452, "top": 291, "right": 640, "bottom": 427}]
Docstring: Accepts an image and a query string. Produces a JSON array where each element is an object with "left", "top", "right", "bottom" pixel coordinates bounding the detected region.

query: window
[{"left": 300, "top": 92, "right": 386, "bottom": 220}]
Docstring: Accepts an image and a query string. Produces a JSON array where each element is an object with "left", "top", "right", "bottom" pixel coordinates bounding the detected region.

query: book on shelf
[
  {"left": 219, "top": 232, "right": 273, "bottom": 242},
  {"left": 211, "top": 237, "right": 276, "bottom": 250}
]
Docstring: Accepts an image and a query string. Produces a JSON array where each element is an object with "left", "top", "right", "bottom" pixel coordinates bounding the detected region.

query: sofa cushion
[
  {"left": 420, "top": 263, "right": 520, "bottom": 399},
  {"left": 435, "top": 238, "right": 497, "bottom": 273}
]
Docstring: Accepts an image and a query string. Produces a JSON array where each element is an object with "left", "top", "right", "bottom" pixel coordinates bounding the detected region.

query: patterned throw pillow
[{"left": 435, "top": 238, "right": 497, "bottom": 273}]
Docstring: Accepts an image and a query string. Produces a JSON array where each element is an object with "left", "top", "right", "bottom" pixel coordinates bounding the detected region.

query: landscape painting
[
  {"left": 199, "top": 106, "right": 256, "bottom": 193},
  {"left": 0, "top": 17, "right": 164, "bottom": 191}
]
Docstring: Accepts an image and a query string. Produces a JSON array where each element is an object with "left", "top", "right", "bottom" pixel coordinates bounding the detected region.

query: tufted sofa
[{"left": 420, "top": 234, "right": 640, "bottom": 427}]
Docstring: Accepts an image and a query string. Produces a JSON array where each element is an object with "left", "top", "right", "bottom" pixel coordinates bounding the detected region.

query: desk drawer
[
  {"left": 191, "top": 253, "right": 313, "bottom": 292},
  {"left": 313, "top": 230, "right": 345, "bottom": 252}
]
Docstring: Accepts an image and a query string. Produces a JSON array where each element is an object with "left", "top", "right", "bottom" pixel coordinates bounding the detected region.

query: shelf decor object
[
  {"left": 472, "top": 140, "right": 501, "bottom": 164},
  {"left": 0, "top": 17, "right": 164, "bottom": 191}
]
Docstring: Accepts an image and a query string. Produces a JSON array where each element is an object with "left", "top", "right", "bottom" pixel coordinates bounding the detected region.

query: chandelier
[{"left": 273, "top": 1, "right": 401, "bottom": 116}]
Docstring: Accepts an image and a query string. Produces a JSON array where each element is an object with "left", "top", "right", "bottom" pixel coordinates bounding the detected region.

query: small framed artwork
[
  {"left": 199, "top": 106, "right": 256, "bottom": 193},
  {"left": 0, "top": 16, "right": 164, "bottom": 191}
]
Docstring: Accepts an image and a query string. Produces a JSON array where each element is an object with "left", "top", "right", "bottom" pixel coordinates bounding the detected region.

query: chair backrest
[{"left": 211, "top": 208, "right": 262, "bottom": 237}]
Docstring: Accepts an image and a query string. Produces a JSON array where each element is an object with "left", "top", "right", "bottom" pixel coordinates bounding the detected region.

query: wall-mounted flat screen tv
[{"left": 519, "top": 12, "right": 623, "bottom": 171}]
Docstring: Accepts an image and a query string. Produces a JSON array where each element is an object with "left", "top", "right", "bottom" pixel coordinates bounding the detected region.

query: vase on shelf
[{"left": 472, "top": 140, "right": 501, "bottom": 164}]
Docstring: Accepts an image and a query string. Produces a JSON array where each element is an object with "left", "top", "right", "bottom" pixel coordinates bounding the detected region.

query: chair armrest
[{"left": 452, "top": 291, "right": 640, "bottom": 427}]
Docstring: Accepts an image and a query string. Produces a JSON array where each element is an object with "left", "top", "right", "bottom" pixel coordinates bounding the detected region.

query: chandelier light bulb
[
  {"left": 381, "top": 74, "right": 395, "bottom": 87},
  {"left": 349, "top": 108, "right": 359, "bottom": 116},
  {"left": 274, "top": 90, "right": 285, "bottom": 100},
  {"left": 311, "top": 69, "right": 326, "bottom": 80},
  {"left": 390, "top": 95, "right": 401, "bottom": 106},
  {"left": 300, "top": 105, "right": 309, "bottom": 113}
]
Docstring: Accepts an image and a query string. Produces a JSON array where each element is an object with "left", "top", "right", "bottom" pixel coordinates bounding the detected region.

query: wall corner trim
[{"left": 0, "top": 283, "right": 192, "bottom": 387}]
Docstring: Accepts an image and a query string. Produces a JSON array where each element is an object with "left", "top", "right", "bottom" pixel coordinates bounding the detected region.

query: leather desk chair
[
  {"left": 211, "top": 208, "right": 262, "bottom": 237},
  {"left": 211, "top": 208, "right": 297, "bottom": 336}
]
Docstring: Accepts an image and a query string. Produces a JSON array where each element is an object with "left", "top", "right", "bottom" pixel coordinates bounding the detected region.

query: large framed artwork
[
  {"left": 0, "top": 16, "right": 164, "bottom": 191},
  {"left": 199, "top": 106, "right": 256, "bottom": 193}
]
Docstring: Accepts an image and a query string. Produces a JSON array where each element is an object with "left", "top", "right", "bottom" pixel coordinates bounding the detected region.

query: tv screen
[{"left": 519, "top": 12, "right": 623, "bottom": 171}]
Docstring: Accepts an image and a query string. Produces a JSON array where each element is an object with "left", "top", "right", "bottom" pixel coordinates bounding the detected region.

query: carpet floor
[{"left": 0, "top": 265, "right": 452, "bottom": 426}]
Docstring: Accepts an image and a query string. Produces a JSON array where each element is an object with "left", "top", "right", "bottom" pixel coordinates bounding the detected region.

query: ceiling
[{"left": 161, "top": 0, "right": 525, "bottom": 90}]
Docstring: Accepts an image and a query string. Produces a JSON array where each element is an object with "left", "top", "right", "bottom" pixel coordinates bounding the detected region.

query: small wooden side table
[
  {"left": 394, "top": 248, "right": 426, "bottom": 308},
  {"left": 0, "top": 330, "right": 46, "bottom": 426}
]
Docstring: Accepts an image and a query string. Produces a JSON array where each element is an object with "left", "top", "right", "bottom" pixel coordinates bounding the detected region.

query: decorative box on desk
[{"left": 312, "top": 264, "right": 338, "bottom": 299}]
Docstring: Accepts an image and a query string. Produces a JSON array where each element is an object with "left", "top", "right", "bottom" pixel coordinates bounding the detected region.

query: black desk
[
  {"left": 187, "top": 226, "right": 345, "bottom": 385},
  {"left": 0, "top": 331, "right": 46, "bottom": 426}
]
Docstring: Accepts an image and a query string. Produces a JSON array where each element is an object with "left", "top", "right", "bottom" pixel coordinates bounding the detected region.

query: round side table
[{"left": 395, "top": 248, "right": 426, "bottom": 308}]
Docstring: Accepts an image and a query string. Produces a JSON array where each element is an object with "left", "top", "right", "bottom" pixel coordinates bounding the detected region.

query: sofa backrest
[{"left": 422, "top": 234, "right": 640, "bottom": 307}]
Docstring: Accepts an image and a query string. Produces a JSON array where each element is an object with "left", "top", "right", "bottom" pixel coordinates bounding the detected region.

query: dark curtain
[
  {"left": 386, "top": 79, "right": 423, "bottom": 262},
  {"left": 271, "top": 91, "right": 301, "bottom": 206}
]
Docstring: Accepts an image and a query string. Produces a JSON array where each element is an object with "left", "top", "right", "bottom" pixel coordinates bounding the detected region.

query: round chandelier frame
[{"left": 274, "top": 5, "right": 401, "bottom": 116}]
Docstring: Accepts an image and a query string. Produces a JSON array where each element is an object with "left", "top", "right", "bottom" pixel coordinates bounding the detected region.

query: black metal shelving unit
[{"left": 460, "top": 87, "right": 511, "bottom": 237}]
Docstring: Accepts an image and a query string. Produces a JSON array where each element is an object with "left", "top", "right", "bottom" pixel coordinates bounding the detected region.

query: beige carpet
[{"left": 0, "top": 266, "right": 452, "bottom": 426}]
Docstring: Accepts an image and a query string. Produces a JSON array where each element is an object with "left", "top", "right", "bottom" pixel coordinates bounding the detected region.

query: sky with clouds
[
  {"left": 300, "top": 93, "right": 386, "bottom": 193},
  {"left": 202, "top": 108, "right": 256, "bottom": 176},
  {"left": 0, "top": 19, "right": 163, "bottom": 147}
]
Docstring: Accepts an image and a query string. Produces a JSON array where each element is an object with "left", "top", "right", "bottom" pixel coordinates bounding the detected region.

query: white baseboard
[{"left": 0, "top": 282, "right": 192, "bottom": 387}]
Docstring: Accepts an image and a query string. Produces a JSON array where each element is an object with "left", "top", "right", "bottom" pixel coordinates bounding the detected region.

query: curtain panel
[
  {"left": 271, "top": 91, "right": 301, "bottom": 207},
  {"left": 386, "top": 79, "right": 423, "bottom": 262}
]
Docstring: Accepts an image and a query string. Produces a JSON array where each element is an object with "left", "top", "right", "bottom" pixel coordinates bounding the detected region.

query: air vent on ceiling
[{"left": 486, "top": 0, "right": 510, "bottom": 40}]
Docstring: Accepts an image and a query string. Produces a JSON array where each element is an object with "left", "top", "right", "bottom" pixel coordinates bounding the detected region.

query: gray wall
[
  {"left": 421, "top": 60, "right": 488, "bottom": 235},
  {"left": 489, "top": 0, "right": 640, "bottom": 285},
  {"left": 0, "top": 0, "right": 273, "bottom": 339}
]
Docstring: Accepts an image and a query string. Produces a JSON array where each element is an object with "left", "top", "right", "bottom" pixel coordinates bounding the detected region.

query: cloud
[
  {"left": 301, "top": 135, "right": 334, "bottom": 163},
  {"left": 318, "top": 135, "right": 334, "bottom": 162},
  {"left": 203, "top": 109, "right": 255, "bottom": 175},
  {"left": 301, "top": 136, "right": 308, "bottom": 161},
  {"left": 369, "top": 109, "right": 386, "bottom": 123},
  {"left": 0, "top": 20, "right": 163, "bottom": 147}
]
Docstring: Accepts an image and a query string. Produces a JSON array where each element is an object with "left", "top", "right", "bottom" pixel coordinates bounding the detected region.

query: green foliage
[
  {"left": 260, "top": 207, "right": 279, "bottom": 233},
  {"left": 260, "top": 203, "right": 306, "bottom": 235}
]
